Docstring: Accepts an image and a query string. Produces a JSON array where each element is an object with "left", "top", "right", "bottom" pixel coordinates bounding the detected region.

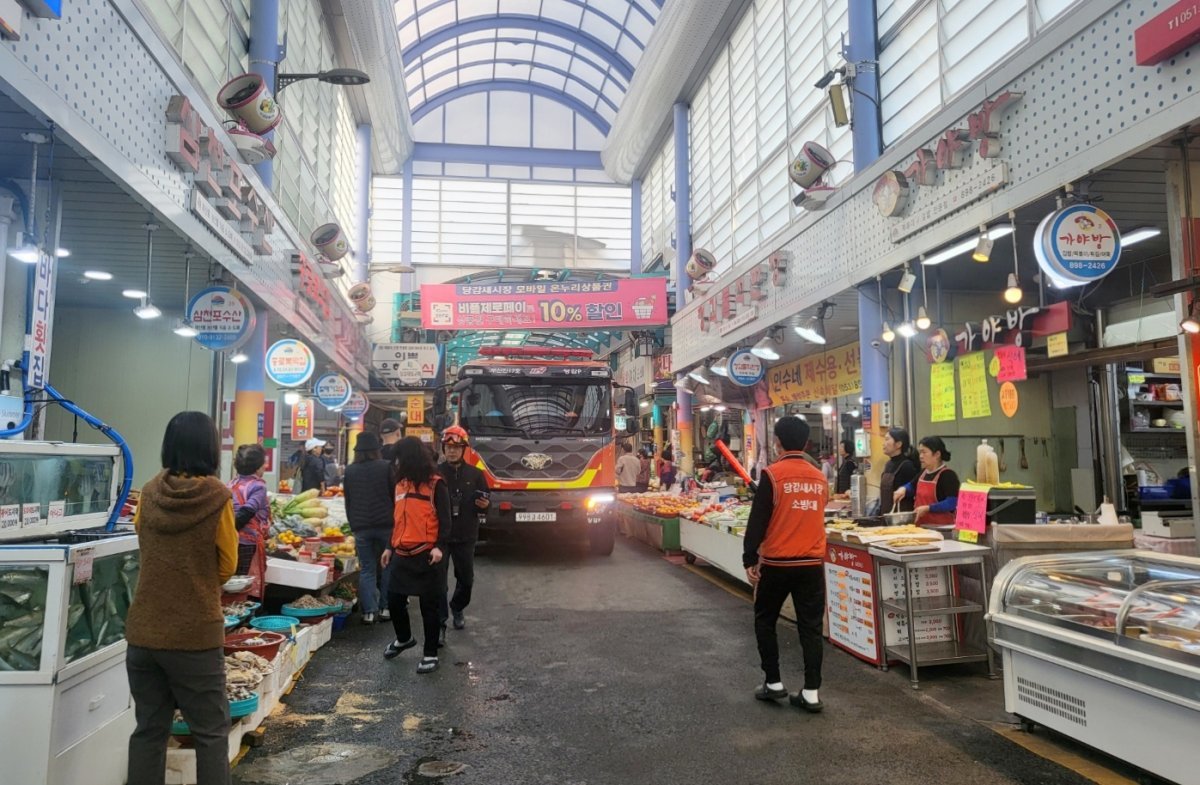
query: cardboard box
[{"left": 1152, "top": 357, "right": 1181, "bottom": 375}]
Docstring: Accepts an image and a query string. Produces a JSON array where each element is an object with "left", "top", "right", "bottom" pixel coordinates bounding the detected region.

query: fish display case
[
  {"left": 988, "top": 551, "right": 1200, "bottom": 785},
  {"left": 0, "top": 442, "right": 132, "bottom": 785}
]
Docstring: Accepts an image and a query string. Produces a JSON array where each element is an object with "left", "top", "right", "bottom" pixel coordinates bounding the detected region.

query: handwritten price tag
[
  {"left": 958, "top": 530, "right": 980, "bottom": 544},
  {"left": 0, "top": 505, "right": 18, "bottom": 530},
  {"left": 74, "top": 547, "right": 94, "bottom": 585},
  {"left": 48, "top": 500, "right": 66, "bottom": 524},
  {"left": 22, "top": 503, "right": 42, "bottom": 528},
  {"left": 955, "top": 486, "right": 990, "bottom": 534}
]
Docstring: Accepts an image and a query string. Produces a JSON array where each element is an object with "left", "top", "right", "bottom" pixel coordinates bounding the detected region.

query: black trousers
[
  {"left": 126, "top": 645, "right": 230, "bottom": 785},
  {"left": 438, "top": 541, "right": 476, "bottom": 624},
  {"left": 389, "top": 589, "right": 442, "bottom": 658},
  {"left": 753, "top": 564, "right": 825, "bottom": 688}
]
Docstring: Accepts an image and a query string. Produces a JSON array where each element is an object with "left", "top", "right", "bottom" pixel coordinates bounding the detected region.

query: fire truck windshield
[{"left": 460, "top": 380, "right": 612, "bottom": 437}]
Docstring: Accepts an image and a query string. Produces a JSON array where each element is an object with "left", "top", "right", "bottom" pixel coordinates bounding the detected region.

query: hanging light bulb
[
  {"left": 1004, "top": 273, "right": 1023, "bottom": 304},
  {"left": 820, "top": 400, "right": 834, "bottom": 415},
  {"left": 173, "top": 248, "right": 198, "bottom": 337},
  {"left": 972, "top": 225, "right": 993, "bottom": 262},
  {"left": 1182, "top": 301, "right": 1200, "bottom": 334},
  {"left": 134, "top": 299, "right": 162, "bottom": 319},
  {"left": 881, "top": 322, "right": 896, "bottom": 343},
  {"left": 284, "top": 391, "right": 301, "bottom": 406},
  {"left": 915, "top": 306, "right": 932, "bottom": 331},
  {"left": 133, "top": 222, "right": 161, "bottom": 320},
  {"left": 229, "top": 351, "right": 249, "bottom": 364},
  {"left": 897, "top": 321, "right": 917, "bottom": 338},
  {"left": 714, "top": 404, "right": 727, "bottom": 412}
]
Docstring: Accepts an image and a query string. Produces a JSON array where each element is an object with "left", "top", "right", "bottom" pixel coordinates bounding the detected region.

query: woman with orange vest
[{"left": 381, "top": 436, "right": 451, "bottom": 673}]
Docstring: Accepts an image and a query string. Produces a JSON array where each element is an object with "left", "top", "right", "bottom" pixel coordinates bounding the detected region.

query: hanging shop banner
[
  {"left": 768, "top": 343, "right": 861, "bottom": 406},
  {"left": 728, "top": 349, "right": 766, "bottom": 388},
  {"left": 27, "top": 250, "right": 58, "bottom": 390},
  {"left": 958, "top": 353, "right": 992, "bottom": 419},
  {"left": 1135, "top": 1, "right": 1200, "bottom": 65},
  {"left": 614, "top": 355, "right": 652, "bottom": 395},
  {"left": 407, "top": 395, "right": 425, "bottom": 425},
  {"left": 930, "top": 363, "right": 957, "bottom": 423},
  {"left": 1036, "top": 205, "right": 1122, "bottom": 287},
  {"left": 187, "top": 286, "right": 256, "bottom": 352},
  {"left": 266, "top": 339, "right": 316, "bottom": 387},
  {"left": 994, "top": 346, "right": 1027, "bottom": 383},
  {"left": 342, "top": 392, "right": 369, "bottom": 421},
  {"left": 955, "top": 485, "right": 990, "bottom": 534},
  {"left": 420, "top": 278, "right": 669, "bottom": 330},
  {"left": 313, "top": 373, "right": 352, "bottom": 410},
  {"left": 291, "top": 398, "right": 314, "bottom": 441},
  {"left": 999, "top": 381, "right": 1020, "bottom": 418},
  {"left": 372, "top": 343, "right": 444, "bottom": 389}
]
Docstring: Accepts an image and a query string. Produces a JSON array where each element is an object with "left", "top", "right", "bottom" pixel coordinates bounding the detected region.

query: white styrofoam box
[
  {"left": 1141, "top": 512, "right": 1195, "bottom": 540},
  {"left": 265, "top": 558, "right": 329, "bottom": 590},
  {"left": 311, "top": 617, "right": 333, "bottom": 650}
]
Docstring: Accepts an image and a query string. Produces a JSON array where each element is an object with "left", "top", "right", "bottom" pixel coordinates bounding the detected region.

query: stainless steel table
[{"left": 868, "top": 541, "right": 996, "bottom": 689}]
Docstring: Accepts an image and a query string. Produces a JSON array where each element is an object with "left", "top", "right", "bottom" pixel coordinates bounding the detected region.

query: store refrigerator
[
  {"left": 0, "top": 442, "right": 134, "bottom": 785},
  {"left": 988, "top": 551, "right": 1200, "bottom": 785}
]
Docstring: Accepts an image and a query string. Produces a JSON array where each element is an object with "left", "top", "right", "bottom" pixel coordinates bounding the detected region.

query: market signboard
[
  {"left": 767, "top": 343, "right": 861, "bottom": 406},
  {"left": 372, "top": 343, "right": 443, "bottom": 389},
  {"left": 266, "top": 339, "right": 315, "bottom": 387},
  {"left": 727, "top": 349, "right": 765, "bottom": 387},
  {"left": 27, "top": 249, "right": 57, "bottom": 390},
  {"left": 614, "top": 354, "right": 652, "bottom": 395},
  {"left": 187, "top": 286, "right": 256, "bottom": 352},
  {"left": 1035, "top": 204, "right": 1122, "bottom": 288},
  {"left": 313, "top": 373, "right": 352, "bottom": 410},
  {"left": 420, "top": 278, "right": 669, "bottom": 330},
  {"left": 291, "top": 399, "right": 314, "bottom": 440},
  {"left": 342, "top": 392, "right": 369, "bottom": 421}
]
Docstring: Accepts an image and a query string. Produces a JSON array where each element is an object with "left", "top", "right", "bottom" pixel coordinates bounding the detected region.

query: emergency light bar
[{"left": 477, "top": 347, "right": 594, "bottom": 359}]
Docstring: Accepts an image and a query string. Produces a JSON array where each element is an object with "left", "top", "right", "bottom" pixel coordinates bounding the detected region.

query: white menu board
[{"left": 825, "top": 544, "right": 881, "bottom": 664}]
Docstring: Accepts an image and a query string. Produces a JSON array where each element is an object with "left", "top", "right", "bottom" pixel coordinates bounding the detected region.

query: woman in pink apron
[
  {"left": 230, "top": 444, "right": 271, "bottom": 597},
  {"left": 892, "top": 436, "right": 960, "bottom": 528}
]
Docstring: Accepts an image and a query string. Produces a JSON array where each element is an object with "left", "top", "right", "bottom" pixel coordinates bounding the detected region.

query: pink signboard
[
  {"left": 420, "top": 278, "right": 669, "bottom": 331},
  {"left": 995, "top": 345, "right": 1027, "bottom": 383},
  {"left": 955, "top": 487, "right": 990, "bottom": 534}
]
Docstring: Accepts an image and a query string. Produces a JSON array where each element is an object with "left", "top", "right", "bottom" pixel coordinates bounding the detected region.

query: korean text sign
[
  {"left": 768, "top": 343, "right": 862, "bottom": 406},
  {"left": 955, "top": 486, "right": 990, "bottom": 534},
  {"left": 420, "top": 278, "right": 669, "bottom": 330}
]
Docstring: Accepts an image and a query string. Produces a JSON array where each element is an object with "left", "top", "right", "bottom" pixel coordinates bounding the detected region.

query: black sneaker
[
  {"left": 384, "top": 638, "right": 416, "bottom": 660},
  {"left": 452, "top": 612, "right": 465, "bottom": 630},
  {"left": 416, "top": 656, "right": 439, "bottom": 674},
  {"left": 755, "top": 682, "right": 788, "bottom": 701},
  {"left": 789, "top": 692, "right": 824, "bottom": 713},
  {"left": 437, "top": 626, "right": 447, "bottom": 648}
]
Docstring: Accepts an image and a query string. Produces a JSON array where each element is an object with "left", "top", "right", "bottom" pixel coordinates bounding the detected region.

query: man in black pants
[
  {"left": 436, "top": 425, "right": 490, "bottom": 642},
  {"left": 742, "top": 415, "right": 828, "bottom": 712}
]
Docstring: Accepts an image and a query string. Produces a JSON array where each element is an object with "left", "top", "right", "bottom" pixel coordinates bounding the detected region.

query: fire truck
[{"left": 448, "top": 347, "right": 637, "bottom": 555}]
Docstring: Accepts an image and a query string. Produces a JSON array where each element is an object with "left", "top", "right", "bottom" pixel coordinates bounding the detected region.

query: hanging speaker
[
  {"left": 311, "top": 223, "right": 349, "bottom": 261},
  {"left": 216, "top": 73, "right": 281, "bottom": 134}
]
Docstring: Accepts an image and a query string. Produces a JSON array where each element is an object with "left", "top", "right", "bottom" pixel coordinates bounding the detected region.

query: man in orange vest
[{"left": 742, "top": 415, "right": 827, "bottom": 712}]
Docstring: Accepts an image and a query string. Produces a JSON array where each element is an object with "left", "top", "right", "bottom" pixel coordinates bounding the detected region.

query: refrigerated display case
[
  {"left": 0, "top": 442, "right": 120, "bottom": 542},
  {"left": 989, "top": 551, "right": 1200, "bottom": 785}
]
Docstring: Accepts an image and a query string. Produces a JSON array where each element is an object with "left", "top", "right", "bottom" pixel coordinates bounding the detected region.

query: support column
[
  {"left": 249, "top": 0, "right": 281, "bottom": 186},
  {"left": 847, "top": 0, "right": 883, "bottom": 168},
  {"left": 1167, "top": 151, "right": 1200, "bottom": 522},
  {"left": 651, "top": 401, "right": 663, "bottom": 457},
  {"left": 631, "top": 178, "right": 642, "bottom": 276},
  {"left": 673, "top": 102, "right": 694, "bottom": 475},
  {"left": 400, "top": 158, "right": 415, "bottom": 302},
  {"left": 354, "top": 124, "right": 372, "bottom": 284},
  {"left": 233, "top": 314, "right": 269, "bottom": 452}
]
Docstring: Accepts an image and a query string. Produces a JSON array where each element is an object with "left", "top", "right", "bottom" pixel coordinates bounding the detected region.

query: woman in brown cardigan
[{"left": 125, "top": 411, "right": 239, "bottom": 785}]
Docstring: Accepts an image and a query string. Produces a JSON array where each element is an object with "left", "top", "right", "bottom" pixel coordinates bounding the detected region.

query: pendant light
[
  {"left": 751, "top": 329, "right": 781, "bottom": 360},
  {"left": 709, "top": 356, "right": 730, "bottom": 377},
  {"left": 687, "top": 366, "right": 710, "bottom": 385},
  {"left": 284, "top": 390, "right": 301, "bottom": 405},
  {"left": 971, "top": 225, "right": 993, "bottom": 262},
  {"left": 133, "top": 222, "right": 162, "bottom": 319},
  {"left": 915, "top": 257, "right": 931, "bottom": 330},
  {"left": 1003, "top": 212, "right": 1023, "bottom": 304},
  {"left": 1182, "top": 301, "right": 1200, "bottom": 334},
  {"left": 173, "top": 247, "right": 199, "bottom": 337},
  {"left": 876, "top": 276, "right": 894, "bottom": 342}
]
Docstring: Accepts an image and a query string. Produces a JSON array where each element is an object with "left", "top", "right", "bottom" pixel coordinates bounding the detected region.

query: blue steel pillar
[
  {"left": 857, "top": 283, "right": 888, "bottom": 404},
  {"left": 631, "top": 178, "right": 642, "bottom": 276},
  {"left": 400, "top": 157, "right": 414, "bottom": 300},
  {"left": 847, "top": 0, "right": 883, "bottom": 168},
  {"left": 354, "top": 124, "right": 372, "bottom": 284},
  {"left": 672, "top": 102, "right": 695, "bottom": 474},
  {"left": 232, "top": 314, "right": 269, "bottom": 454},
  {"left": 248, "top": 0, "right": 281, "bottom": 186}
]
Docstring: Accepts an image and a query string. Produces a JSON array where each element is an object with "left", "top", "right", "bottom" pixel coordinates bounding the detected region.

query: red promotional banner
[
  {"left": 994, "top": 345, "right": 1027, "bottom": 383},
  {"left": 291, "top": 399, "right": 314, "bottom": 441},
  {"left": 955, "top": 486, "right": 990, "bottom": 534},
  {"left": 420, "top": 278, "right": 669, "bottom": 330}
]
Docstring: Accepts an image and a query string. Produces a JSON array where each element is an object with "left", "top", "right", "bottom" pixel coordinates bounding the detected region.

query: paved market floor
[{"left": 233, "top": 538, "right": 1127, "bottom": 785}]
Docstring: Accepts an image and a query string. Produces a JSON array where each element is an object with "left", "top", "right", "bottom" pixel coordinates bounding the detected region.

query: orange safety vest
[
  {"left": 392, "top": 476, "right": 443, "bottom": 555},
  {"left": 758, "top": 452, "right": 827, "bottom": 567}
]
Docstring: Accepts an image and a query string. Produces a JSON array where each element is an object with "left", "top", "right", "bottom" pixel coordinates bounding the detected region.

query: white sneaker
[{"left": 379, "top": 608, "right": 391, "bottom": 621}]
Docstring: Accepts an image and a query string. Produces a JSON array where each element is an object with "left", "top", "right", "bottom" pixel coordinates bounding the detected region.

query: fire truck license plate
[{"left": 516, "top": 512, "right": 556, "bottom": 522}]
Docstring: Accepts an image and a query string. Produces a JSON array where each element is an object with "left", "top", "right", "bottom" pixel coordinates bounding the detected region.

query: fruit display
[{"left": 322, "top": 485, "right": 343, "bottom": 498}]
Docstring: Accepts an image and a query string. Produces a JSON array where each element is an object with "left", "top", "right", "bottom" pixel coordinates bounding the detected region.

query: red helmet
[{"left": 441, "top": 425, "right": 469, "bottom": 445}]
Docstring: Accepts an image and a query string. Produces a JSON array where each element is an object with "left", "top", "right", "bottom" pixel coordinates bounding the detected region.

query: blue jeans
[{"left": 355, "top": 529, "right": 392, "bottom": 615}]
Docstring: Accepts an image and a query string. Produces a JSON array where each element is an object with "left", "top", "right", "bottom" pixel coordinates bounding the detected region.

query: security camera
[
  {"left": 870, "top": 340, "right": 882, "bottom": 349},
  {"left": 814, "top": 68, "right": 843, "bottom": 89}
]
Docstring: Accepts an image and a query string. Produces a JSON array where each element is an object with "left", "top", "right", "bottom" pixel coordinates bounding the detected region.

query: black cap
[
  {"left": 355, "top": 432, "right": 382, "bottom": 452},
  {"left": 379, "top": 419, "right": 401, "bottom": 435}
]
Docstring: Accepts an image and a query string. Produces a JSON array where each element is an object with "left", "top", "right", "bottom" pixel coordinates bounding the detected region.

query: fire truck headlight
[{"left": 586, "top": 493, "right": 615, "bottom": 510}]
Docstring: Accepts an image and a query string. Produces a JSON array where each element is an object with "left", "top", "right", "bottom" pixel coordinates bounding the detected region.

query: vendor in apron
[
  {"left": 877, "top": 427, "right": 919, "bottom": 514},
  {"left": 892, "top": 436, "right": 960, "bottom": 527},
  {"left": 229, "top": 444, "right": 271, "bottom": 597}
]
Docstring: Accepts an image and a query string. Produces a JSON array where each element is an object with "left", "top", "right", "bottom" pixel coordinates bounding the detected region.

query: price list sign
[
  {"left": 824, "top": 545, "right": 880, "bottom": 664},
  {"left": 958, "top": 352, "right": 992, "bottom": 419},
  {"left": 880, "top": 564, "right": 954, "bottom": 647}
]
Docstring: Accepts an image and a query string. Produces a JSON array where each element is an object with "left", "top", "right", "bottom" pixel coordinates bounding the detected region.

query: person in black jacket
[
  {"left": 343, "top": 433, "right": 394, "bottom": 624},
  {"left": 835, "top": 440, "right": 857, "bottom": 495},
  {"left": 436, "top": 425, "right": 490, "bottom": 636},
  {"left": 379, "top": 419, "right": 402, "bottom": 461}
]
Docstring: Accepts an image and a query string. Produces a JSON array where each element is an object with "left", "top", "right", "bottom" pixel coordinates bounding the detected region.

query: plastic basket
[
  {"left": 250, "top": 615, "right": 300, "bottom": 634},
  {"left": 224, "top": 615, "right": 242, "bottom": 629},
  {"left": 172, "top": 693, "right": 260, "bottom": 735},
  {"left": 224, "top": 630, "right": 286, "bottom": 661},
  {"left": 281, "top": 603, "right": 336, "bottom": 618},
  {"left": 331, "top": 612, "right": 350, "bottom": 633}
]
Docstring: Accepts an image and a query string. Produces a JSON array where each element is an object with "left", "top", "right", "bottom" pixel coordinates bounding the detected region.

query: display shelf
[
  {"left": 1130, "top": 400, "right": 1184, "bottom": 408},
  {"left": 881, "top": 595, "right": 982, "bottom": 617},
  {"left": 1129, "top": 427, "right": 1186, "bottom": 434},
  {"left": 885, "top": 640, "right": 989, "bottom": 667}
]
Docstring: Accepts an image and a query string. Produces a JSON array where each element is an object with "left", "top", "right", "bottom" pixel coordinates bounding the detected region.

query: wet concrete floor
[{"left": 235, "top": 537, "right": 1107, "bottom": 785}]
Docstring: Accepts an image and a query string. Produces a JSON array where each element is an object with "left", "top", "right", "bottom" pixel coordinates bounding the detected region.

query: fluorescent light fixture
[
  {"left": 83, "top": 270, "right": 113, "bottom": 281},
  {"left": 700, "top": 405, "right": 712, "bottom": 412},
  {"left": 881, "top": 322, "right": 896, "bottom": 343},
  {"left": 1004, "top": 273, "right": 1023, "bottom": 304},
  {"left": 284, "top": 391, "right": 301, "bottom": 405},
  {"left": 714, "top": 404, "right": 727, "bottom": 412},
  {"left": 897, "top": 321, "right": 917, "bottom": 338},
  {"left": 55, "top": 248, "right": 70, "bottom": 258},
  {"left": 134, "top": 300, "right": 161, "bottom": 320},
  {"left": 7, "top": 241, "right": 38, "bottom": 264},
  {"left": 123, "top": 288, "right": 148, "bottom": 299},
  {"left": 751, "top": 334, "right": 780, "bottom": 361},
  {"left": 922, "top": 225, "right": 1014, "bottom": 266},
  {"left": 849, "top": 409, "right": 861, "bottom": 417},
  {"left": 793, "top": 317, "right": 826, "bottom": 344},
  {"left": 1123, "top": 227, "right": 1162, "bottom": 247},
  {"left": 229, "top": 351, "right": 249, "bottom": 364},
  {"left": 915, "top": 306, "right": 931, "bottom": 331},
  {"left": 709, "top": 357, "right": 730, "bottom": 377},
  {"left": 172, "top": 320, "right": 198, "bottom": 337},
  {"left": 639, "top": 400, "right": 649, "bottom": 408},
  {"left": 687, "top": 367, "right": 710, "bottom": 384}
]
